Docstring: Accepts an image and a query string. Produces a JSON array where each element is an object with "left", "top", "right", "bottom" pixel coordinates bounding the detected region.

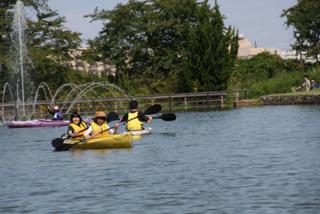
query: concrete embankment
[{"left": 261, "top": 93, "right": 320, "bottom": 105}]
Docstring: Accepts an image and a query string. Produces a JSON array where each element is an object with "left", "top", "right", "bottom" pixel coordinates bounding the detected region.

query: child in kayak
[
  {"left": 119, "top": 100, "right": 152, "bottom": 131},
  {"left": 84, "top": 111, "right": 117, "bottom": 139},
  {"left": 67, "top": 112, "right": 87, "bottom": 139}
]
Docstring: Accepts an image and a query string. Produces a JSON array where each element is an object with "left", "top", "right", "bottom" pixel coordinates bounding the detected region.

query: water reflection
[{"left": 70, "top": 148, "right": 133, "bottom": 158}]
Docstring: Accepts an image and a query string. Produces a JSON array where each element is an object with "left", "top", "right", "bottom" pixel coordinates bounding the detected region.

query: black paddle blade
[
  {"left": 56, "top": 144, "right": 74, "bottom": 151},
  {"left": 52, "top": 137, "right": 76, "bottom": 151},
  {"left": 106, "top": 112, "right": 120, "bottom": 123},
  {"left": 144, "top": 104, "right": 162, "bottom": 115},
  {"left": 159, "top": 113, "right": 176, "bottom": 121},
  {"left": 51, "top": 138, "right": 66, "bottom": 151}
]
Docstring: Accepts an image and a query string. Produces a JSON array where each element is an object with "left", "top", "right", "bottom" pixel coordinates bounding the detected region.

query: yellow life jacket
[
  {"left": 69, "top": 121, "right": 87, "bottom": 139},
  {"left": 90, "top": 121, "right": 109, "bottom": 137},
  {"left": 127, "top": 112, "right": 143, "bottom": 131}
]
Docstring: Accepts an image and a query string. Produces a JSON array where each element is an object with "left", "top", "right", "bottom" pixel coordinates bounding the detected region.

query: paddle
[
  {"left": 70, "top": 111, "right": 119, "bottom": 137},
  {"left": 106, "top": 112, "right": 121, "bottom": 123},
  {"left": 86, "top": 104, "right": 162, "bottom": 139},
  {"left": 52, "top": 111, "right": 120, "bottom": 151},
  {"left": 152, "top": 113, "right": 176, "bottom": 121},
  {"left": 143, "top": 104, "right": 162, "bottom": 115},
  {"left": 52, "top": 105, "right": 161, "bottom": 151}
]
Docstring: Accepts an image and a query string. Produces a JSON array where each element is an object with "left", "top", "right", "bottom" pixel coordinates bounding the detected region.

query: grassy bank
[{"left": 228, "top": 52, "right": 320, "bottom": 99}]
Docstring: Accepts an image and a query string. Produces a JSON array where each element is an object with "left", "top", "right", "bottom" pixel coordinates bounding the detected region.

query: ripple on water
[{"left": 1, "top": 106, "right": 320, "bottom": 213}]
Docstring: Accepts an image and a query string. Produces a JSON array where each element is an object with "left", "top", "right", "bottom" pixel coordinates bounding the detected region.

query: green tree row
[
  {"left": 1, "top": 0, "right": 319, "bottom": 100},
  {"left": 228, "top": 52, "right": 320, "bottom": 98}
]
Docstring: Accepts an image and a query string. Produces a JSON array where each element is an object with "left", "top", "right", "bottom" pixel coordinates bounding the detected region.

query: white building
[
  {"left": 68, "top": 48, "right": 116, "bottom": 76},
  {"left": 237, "top": 34, "right": 281, "bottom": 58},
  {"left": 238, "top": 34, "right": 319, "bottom": 63}
]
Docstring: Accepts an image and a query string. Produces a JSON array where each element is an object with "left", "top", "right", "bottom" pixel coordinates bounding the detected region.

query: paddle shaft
[
  {"left": 70, "top": 127, "right": 88, "bottom": 138},
  {"left": 68, "top": 112, "right": 119, "bottom": 138},
  {"left": 91, "top": 104, "right": 160, "bottom": 137},
  {"left": 85, "top": 124, "right": 117, "bottom": 140},
  {"left": 86, "top": 113, "right": 146, "bottom": 139},
  {"left": 56, "top": 105, "right": 161, "bottom": 149},
  {"left": 89, "top": 113, "right": 174, "bottom": 136}
]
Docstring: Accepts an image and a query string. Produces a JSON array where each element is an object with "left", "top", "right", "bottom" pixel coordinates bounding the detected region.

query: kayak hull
[
  {"left": 7, "top": 118, "right": 91, "bottom": 128},
  {"left": 124, "top": 127, "right": 152, "bottom": 141},
  {"left": 63, "top": 133, "right": 132, "bottom": 150},
  {"left": 126, "top": 127, "right": 152, "bottom": 136},
  {"left": 6, "top": 119, "right": 69, "bottom": 128}
]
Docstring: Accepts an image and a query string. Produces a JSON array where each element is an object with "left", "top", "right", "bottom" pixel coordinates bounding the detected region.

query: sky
[{"left": 48, "top": 0, "right": 297, "bottom": 50}]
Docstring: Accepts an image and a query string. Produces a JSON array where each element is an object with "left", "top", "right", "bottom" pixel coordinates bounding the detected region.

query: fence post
[
  {"left": 92, "top": 99, "right": 95, "bottom": 113},
  {"left": 184, "top": 96, "right": 187, "bottom": 111},
  {"left": 114, "top": 101, "right": 118, "bottom": 112},
  {"left": 221, "top": 96, "right": 224, "bottom": 109},
  {"left": 233, "top": 91, "right": 239, "bottom": 107},
  {"left": 206, "top": 93, "right": 210, "bottom": 110},
  {"left": 168, "top": 96, "right": 172, "bottom": 112}
]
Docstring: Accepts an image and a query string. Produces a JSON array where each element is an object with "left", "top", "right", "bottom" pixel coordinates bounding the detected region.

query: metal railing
[{"left": 0, "top": 90, "right": 248, "bottom": 121}]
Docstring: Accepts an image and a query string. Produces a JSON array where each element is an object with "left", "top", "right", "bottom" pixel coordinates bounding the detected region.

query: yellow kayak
[{"left": 63, "top": 133, "right": 132, "bottom": 150}]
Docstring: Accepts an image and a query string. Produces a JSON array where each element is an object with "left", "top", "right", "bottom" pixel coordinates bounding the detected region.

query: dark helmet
[{"left": 129, "top": 100, "right": 138, "bottom": 109}]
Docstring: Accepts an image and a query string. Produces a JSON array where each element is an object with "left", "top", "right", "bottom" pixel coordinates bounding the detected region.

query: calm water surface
[{"left": 0, "top": 105, "right": 320, "bottom": 213}]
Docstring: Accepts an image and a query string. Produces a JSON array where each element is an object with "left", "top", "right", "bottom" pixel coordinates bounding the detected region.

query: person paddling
[
  {"left": 84, "top": 111, "right": 117, "bottom": 139},
  {"left": 119, "top": 100, "right": 152, "bottom": 131},
  {"left": 47, "top": 105, "right": 63, "bottom": 120},
  {"left": 67, "top": 112, "right": 87, "bottom": 139}
]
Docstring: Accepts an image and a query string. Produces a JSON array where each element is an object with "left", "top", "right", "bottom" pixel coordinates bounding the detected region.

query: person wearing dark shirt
[
  {"left": 47, "top": 105, "right": 63, "bottom": 120},
  {"left": 311, "top": 79, "right": 319, "bottom": 90}
]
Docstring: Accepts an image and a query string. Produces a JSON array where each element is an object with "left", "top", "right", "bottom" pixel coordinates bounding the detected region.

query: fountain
[
  {"left": 64, "top": 82, "right": 128, "bottom": 114},
  {"left": 9, "top": 0, "right": 32, "bottom": 119},
  {"left": 0, "top": 1, "right": 130, "bottom": 127},
  {"left": 1, "top": 83, "right": 15, "bottom": 124},
  {"left": 30, "top": 82, "right": 129, "bottom": 117},
  {"left": 2, "top": 81, "right": 129, "bottom": 127}
]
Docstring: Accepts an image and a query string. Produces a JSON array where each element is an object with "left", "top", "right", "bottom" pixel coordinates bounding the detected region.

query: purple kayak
[{"left": 6, "top": 119, "right": 70, "bottom": 128}]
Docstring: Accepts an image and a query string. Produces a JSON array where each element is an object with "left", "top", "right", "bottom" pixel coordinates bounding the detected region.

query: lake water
[{"left": 0, "top": 105, "right": 319, "bottom": 213}]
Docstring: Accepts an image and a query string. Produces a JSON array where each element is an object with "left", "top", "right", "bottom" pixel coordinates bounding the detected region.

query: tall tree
[
  {"left": 87, "top": 0, "right": 238, "bottom": 93},
  {"left": 185, "top": 0, "right": 238, "bottom": 91},
  {"left": 28, "top": 8, "right": 82, "bottom": 89},
  {"left": 282, "top": 0, "right": 320, "bottom": 63}
]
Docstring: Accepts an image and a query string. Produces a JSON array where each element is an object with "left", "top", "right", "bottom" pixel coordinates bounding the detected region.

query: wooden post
[
  {"left": 92, "top": 99, "right": 95, "bottom": 112},
  {"left": 233, "top": 91, "right": 239, "bottom": 107},
  {"left": 206, "top": 93, "right": 210, "bottom": 110},
  {"left": 114, "top": 102, "right": 117, "bottom": 112},
  {"left": 220, "top": 96, "right": 224, "bottom": 109},
  {"left": 168, "top": 96, "right": 172, "bottom": 112},
  {"left": 184, "top": 97, "right": 187, "bottom": 111}
]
